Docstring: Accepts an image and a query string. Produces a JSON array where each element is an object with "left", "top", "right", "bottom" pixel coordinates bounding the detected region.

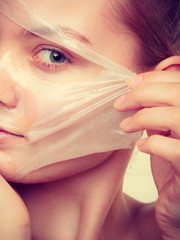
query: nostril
[
  {"left": 0, "top": 85, "right": 17, "bottom": 109},
  {"left": 0, "top": 99, "right": 17, "bottom": 110},
  {"left": 0, "top": 102, "right": 8, "bottom": 108}
]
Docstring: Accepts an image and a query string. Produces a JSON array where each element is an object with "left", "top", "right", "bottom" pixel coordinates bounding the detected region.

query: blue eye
[
  {"left": 38, "top": 49, "right": 67, "bottom": 64},
  {"left": 50, "top": 50, "right": 66, "bottom": 63},
  {"left": 32, "top": 46, "right": 72, "bottom": 72}
]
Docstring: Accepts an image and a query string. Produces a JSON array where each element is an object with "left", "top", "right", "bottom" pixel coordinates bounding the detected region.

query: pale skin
[{"left": 0, "top": 0, "right": 180, "bottom": 239}]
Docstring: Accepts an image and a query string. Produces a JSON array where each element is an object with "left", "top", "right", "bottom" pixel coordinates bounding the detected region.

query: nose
[
  {"left": 0, "top": 49, "right": 19, "bottom": 110},
  {"left": 0, "top": 69, "right": 17, "bottom": 109}
]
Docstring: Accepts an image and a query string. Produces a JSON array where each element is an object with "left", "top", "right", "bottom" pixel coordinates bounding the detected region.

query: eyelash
[{"left": 32, "top": 45, "right": 73, "bottom": 72}]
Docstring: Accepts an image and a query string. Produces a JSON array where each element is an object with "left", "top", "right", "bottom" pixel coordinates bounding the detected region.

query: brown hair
[{"left": 111, "top": 0, "right": 180, "bottom": 69}]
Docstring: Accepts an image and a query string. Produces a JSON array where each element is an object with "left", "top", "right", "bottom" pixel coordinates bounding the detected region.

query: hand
[
  {"left": 0, "top": 175, "right": 31, "bottom": 240},
  {"left": 114, "top": 70, "right": 180, "bottom": 239}
]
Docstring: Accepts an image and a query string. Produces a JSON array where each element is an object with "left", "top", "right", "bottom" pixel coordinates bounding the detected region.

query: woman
[{"left": 0, "top": 0, "right": 180, "bottom": 239}]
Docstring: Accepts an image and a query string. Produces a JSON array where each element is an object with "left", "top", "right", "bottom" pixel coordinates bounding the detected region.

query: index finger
[{"left": 127, "top": 71, "right": 180, "bottom": 88}]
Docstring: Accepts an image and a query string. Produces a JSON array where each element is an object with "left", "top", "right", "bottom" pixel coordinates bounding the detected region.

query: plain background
[{"left": 123, "top": 144, "right": 158, "bottom": 203}]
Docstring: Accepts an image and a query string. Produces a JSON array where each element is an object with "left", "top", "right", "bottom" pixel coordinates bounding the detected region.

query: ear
[{"left": 154, "top": 56, "right": 180, "bottom": 71}]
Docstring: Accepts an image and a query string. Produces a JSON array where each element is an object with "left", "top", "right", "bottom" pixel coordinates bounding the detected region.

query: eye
[
  {"left": 32, "top": 45, "right": 72, "bottom": 72},
  {"left": 39, "top": 49, "right": 67, "bottom": 64}
]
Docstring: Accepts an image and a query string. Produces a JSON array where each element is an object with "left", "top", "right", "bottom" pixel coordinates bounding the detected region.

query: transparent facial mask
[{"left": 0, "top": 0, "right": 142, "bottom": 179}]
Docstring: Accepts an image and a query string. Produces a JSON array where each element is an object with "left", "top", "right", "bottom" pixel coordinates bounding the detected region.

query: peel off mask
[{"left": 0, "top": 0, "right": 142, "bottom": 179}]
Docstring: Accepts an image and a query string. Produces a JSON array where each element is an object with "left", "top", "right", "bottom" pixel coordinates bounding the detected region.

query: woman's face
[{"left": 0, "top": 0, "right": 140, "bottom": 183}]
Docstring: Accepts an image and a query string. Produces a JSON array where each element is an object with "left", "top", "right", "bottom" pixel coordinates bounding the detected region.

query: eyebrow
[{"left": 18, "top": 26, "right": 92, "bottom": 45}]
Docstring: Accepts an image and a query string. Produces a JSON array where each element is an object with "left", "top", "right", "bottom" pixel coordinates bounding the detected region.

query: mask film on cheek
[{"left": 0, "top": 0, "right": 142, "bottom": 179}]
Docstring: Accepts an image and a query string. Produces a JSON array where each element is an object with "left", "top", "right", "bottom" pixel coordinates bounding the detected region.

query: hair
[{"left": 111, "top": 0, "right": 180, "bottom": 69}]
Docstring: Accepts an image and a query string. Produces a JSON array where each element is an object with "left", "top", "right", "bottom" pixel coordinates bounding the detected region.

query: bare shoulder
[{"left": 124, "top": 194, "right": 163, "bottom": 240}]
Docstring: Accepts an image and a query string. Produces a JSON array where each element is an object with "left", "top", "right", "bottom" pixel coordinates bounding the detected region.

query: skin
[
  {"left": 114, "top": 61, "right": 180, "bottom": 239},
  {"left": 0, "top": 0, "right": 140, "bottom": 183},
  {"left": 0, "top": 0, "right": 179, "bottom": 239}
]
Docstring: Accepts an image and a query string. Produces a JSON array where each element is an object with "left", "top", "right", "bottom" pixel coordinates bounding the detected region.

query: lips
[
  {"left": 0, "top": 128, "right": 23, "bottom": 137},
  {"left": 0, "top": 127, "right": 25, "bottom": 144}
]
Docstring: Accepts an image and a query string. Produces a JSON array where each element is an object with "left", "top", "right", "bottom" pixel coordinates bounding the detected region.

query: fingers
[
  {"left": 114, "top": 82, "right": 180, "bottom": 111},
  {"left": 113, "top": 70, "right": 180, "bottom": 167},
  {"left": 114, "top": 70, "right": 180, "bottom": 138},
  {"left": 137, "top": 135, "right": 180, "bottom": 171},
  {"left": 0, "top": 176, "right": 31, "bottom": 240},
  {"left": 127, "top": 71, "right": 180, "bottom": 86},
  {"left": 120, "top": 107, "right": 180, "bottom": 138},
  {"left": 114, "top": 71, "right": 180, "bottom": 111}
]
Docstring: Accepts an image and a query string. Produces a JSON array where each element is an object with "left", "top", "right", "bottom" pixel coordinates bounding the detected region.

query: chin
[{"left": 6, "top": 152, "right": 114, "bottom": 184}]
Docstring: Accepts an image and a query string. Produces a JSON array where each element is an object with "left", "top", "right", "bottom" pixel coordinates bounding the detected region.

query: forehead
[
  {"left": 20, "top": 0, "right": 109, "bottom": 42},
  {"left": 26, "top": 0, "right": 105, "bottom": 19}
]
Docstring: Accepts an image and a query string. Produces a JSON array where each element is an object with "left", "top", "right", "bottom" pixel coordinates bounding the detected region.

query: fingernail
[
  {"left": 137, "top": 138, "right": 147, "bottom": 149},
  {"left": 120, "top": 116, "right": 132, "bottom": 131},
  {"left": 126, "top": 74, "right": 143, "bottom": 88},
  {"left": 113, "top": 94, "right": 127, "bottom": 109}
]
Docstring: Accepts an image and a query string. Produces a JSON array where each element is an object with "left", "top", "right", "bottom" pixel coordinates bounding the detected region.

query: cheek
[{"left": 16, "top": 88, "right": 38, "bottom": 132}]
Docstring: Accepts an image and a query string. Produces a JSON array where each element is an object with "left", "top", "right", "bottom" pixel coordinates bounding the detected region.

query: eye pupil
[{"left": 50, "top": 50, "right": 65, "bottom": 63}]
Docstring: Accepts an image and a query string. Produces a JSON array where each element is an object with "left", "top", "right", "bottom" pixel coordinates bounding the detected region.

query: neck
[{"left": 17, "top": 149, "right": 135, "bottom": 240}]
